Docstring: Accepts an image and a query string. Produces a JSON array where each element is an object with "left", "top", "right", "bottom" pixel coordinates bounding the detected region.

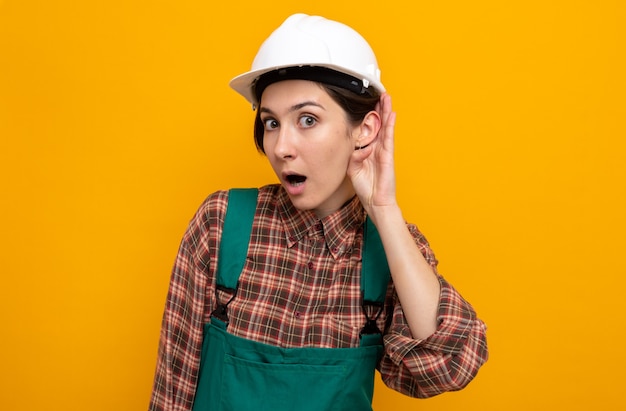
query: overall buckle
[
  {"left": 359, "top": 300, "right": 384, "bottom": 337},
  {"left": 210, "top": 284, "right": 238, "bottom": 325}
]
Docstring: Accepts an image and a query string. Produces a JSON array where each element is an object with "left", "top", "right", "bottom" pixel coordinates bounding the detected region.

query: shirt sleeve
[
  {"left": 148, "top": 192, "right": 227, "bottom": 411},
  {"left": 378, "top": 224, "right": 489, "bottom": 398}
]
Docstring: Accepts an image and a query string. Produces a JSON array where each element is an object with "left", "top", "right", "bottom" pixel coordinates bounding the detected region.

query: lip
[{"left": 281, "top": 171, "right": 307, "bottom": 196}]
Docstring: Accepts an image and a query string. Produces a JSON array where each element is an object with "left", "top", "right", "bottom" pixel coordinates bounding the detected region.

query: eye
[
  {"left": 263, "top": 118, "right": 279, "bottom": 131},
  {"left": 298, "top": 115, "right": 316, "bottom": 128}
]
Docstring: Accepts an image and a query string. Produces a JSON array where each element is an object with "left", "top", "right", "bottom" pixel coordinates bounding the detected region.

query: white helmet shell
[{"left": 230, "top": 13, "right": 385, "bottom": 107}]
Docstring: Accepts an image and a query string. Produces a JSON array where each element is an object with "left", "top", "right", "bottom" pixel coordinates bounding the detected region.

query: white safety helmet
[{"left": 230, "top": 13, "right": 385, "bottom": 108}]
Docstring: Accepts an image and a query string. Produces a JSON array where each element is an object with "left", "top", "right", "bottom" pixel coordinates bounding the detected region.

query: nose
[{"left": 272, "top": 126, "right": 296, "bottom": 159}]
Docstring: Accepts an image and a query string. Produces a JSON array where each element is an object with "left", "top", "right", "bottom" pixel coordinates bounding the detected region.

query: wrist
[{"left": 366, "top": 203, "right": 404, "bottom": 229}]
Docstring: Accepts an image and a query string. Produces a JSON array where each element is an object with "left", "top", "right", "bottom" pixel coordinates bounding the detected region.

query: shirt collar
[{"left": 277, "top": 187, "right": 365, "bottom": 259}]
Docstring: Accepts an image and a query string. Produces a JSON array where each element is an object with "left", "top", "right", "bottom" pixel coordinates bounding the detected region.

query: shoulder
[
  {"left": 193, "top": 184, "right": 282, "bottom": 224},
  {"left": 194, "top": 189, "right": 229, "bottom": 225},
  {"left": 257, "top": 183, "right": 282, "bottom": 200},
  {"left": 249, "top": 184, "right": 284, "bottom": 214}
]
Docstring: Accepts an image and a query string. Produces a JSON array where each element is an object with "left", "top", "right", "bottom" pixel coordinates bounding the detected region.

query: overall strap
[
  {"left": 362, "top": 216, "right": 391, "bottom": 304},
  {"left": 216, "top": 188, "right": 259, "bottom": 289},
  {"left": 359, "top": 216, "right": 391, "bottom": 339},
  {"left": 211, "top": 188, "right": 258, "bottom": 324},
  {"left": 212, "top": 188, "right": 391, "bottom": 336}
]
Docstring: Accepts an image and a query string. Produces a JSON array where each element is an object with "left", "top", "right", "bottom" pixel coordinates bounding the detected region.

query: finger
[
  {"left": 378, "top": 95, "right": 395, "bottom": 148},
  {"left": 384, "top": 111, "right": 396, "bottom": 151},
  {"left": 347, "top": 144, "right": 374, "bottom": 178},
  {"left": 381, "top": 93, "right": 392, "bottom": 123}
]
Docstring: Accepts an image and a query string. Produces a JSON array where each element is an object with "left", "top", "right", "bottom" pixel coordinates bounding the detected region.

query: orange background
[{"left": 1, "top": 1, "right": 625, "bottom": 410}]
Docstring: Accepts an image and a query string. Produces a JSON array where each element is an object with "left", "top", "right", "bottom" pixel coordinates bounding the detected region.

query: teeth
[{"left": 287, "top": 175, "right": 306, "bottom": 185}]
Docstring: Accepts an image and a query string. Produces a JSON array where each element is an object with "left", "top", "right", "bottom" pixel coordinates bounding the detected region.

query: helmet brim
[{"left": 230, "top": 63, "right": 385, "bottom": 108}]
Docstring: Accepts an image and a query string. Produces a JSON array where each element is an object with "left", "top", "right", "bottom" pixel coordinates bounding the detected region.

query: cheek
[
  {"left": 261, "top": 133, "right": 276, "bottom": 157},
  {"left": 263, "top": 143, "right": 280, "bottom": 171},
  {"left": 315, "top": 143, "right": 353, "bottom": 170}
]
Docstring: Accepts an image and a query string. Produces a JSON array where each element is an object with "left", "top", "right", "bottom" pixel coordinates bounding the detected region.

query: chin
[{"left": 287, "top": 196, "right": 317, "bottom": 211}]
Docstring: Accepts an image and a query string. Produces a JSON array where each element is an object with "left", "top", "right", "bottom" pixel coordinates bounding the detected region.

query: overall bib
[{"left": 192, "top": 189, "right": 390, "bottom": 411}]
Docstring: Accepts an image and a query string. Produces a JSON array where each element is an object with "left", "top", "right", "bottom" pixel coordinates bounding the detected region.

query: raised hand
[{"left": 347, "top": 93, "right": 398, "bottom": 218}]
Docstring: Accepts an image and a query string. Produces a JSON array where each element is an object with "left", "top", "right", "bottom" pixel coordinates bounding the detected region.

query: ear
[{"left": 353, "top": 110, "right": 381, "bottom": 149}]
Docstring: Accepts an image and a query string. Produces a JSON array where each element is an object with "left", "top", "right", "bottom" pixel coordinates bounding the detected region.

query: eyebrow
[{"left": 259, "top": 101, "right": 325, "bottom": 115}]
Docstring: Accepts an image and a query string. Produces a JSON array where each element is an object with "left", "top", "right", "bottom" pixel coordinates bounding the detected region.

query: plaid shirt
[{"left": 149, "top": 184, "right": 488, "bottom": 410}]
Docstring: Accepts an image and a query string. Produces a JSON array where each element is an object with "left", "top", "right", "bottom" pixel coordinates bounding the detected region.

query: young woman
[{"left": 149, "top": 13, "right": 488, "bottom": 411}]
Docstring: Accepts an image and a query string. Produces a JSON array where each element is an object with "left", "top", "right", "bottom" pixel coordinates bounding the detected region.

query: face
[{"left": 260, "top": 80, "right": 359, "bottom": 218}]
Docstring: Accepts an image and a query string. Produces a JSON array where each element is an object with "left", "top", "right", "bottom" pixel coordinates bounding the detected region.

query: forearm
[{"left": 369, "top": 205, "right": 440, "bottom": 339}]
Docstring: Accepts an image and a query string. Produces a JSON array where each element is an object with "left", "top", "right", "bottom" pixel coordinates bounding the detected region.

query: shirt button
[
  {"left": 294, "top": 312, "right": 301, "bottom": 318},
  {"left": 308, "top": 262, "right": 314, "bottom": 269}
]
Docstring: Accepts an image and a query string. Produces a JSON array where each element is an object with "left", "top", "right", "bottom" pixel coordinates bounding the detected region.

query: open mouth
[{"left": 286, "top": 174, "right": 307, "bottom": 186}]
